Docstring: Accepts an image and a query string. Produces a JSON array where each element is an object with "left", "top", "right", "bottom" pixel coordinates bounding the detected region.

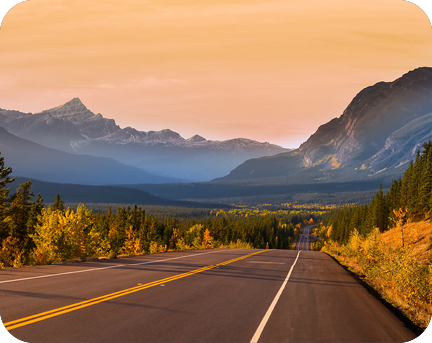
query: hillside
[
  {"left": 0, "top": 98, "right": 289, "bottom": 181},
  {"left": 218, "top": 67, "right": 432, "bottom": 184},
  {"left": 9, "top": 177, "right": 233, "bottom": 209}
]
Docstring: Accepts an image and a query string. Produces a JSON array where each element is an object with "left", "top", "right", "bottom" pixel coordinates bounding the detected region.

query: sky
[{"left": 0, "top": 0, "right": 431, "bottom": 148}]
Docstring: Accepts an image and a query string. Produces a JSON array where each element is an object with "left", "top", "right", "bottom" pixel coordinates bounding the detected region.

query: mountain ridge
[
  {"left": 0, "top": 99, "right": 289, "bottom": 181},
  {"left": 0, "top": 126, "right": 186, "bottom": 185},
  {"left": 218, "top": 67, "right": 432, "bottom": 183}
]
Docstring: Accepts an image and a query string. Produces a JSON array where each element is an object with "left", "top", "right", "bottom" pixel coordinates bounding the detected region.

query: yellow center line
[{"left": 4, "top": 250, "right": 266, "bottom": 331}]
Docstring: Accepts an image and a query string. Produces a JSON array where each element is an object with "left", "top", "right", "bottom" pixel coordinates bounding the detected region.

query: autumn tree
[
  {"left": 202, "top": 229, "right": 214, "bottom": 249},
  {"left": 32, "top": 204, "right": 95, "bottom": 264},
  {"left": 391, "top": 207, "right": 407, "bottom": 247}
]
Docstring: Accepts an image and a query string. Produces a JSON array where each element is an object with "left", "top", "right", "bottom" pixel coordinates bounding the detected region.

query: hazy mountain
[
  {"left": 0, "top": 98, "right": 289, "bottom": 181},
  {"left": 218, "top": 67, "right": 432, "bottom": 183},
  {"left": 0, "top": 127, "right": 185, "bottom": 185}
]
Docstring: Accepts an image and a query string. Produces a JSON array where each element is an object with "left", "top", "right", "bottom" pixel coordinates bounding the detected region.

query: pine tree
[
  {"left": 400, "top": 161, "right": 413, "bottom": 210},
  {"left": 0, "top": 152, "right": 14, "bottom": 240},
  {"left": 25, "top": 194, "right": 44, "bottom": 255},
  {"left": 52, "top": 193, "right": 64, "bottom": 211},
  {"left": 419, "top": 148, "right": 432, "bottom": 216},
  {"left": 407, "top": 150, "right": 421, "bottom": 216},
  {"left": 5, "top": 181, "right": 34, "bottom": 243}
]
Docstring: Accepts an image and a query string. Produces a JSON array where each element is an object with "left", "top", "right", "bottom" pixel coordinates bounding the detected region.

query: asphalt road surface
[
  {"left": 0, "top": 248, "right": 421, "bottom": 342},
  {"left": 295, "top": 224, "right": 315, "bottom": 251}
]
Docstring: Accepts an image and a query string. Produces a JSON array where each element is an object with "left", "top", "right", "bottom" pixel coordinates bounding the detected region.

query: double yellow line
[{"left": 4, "top": 250, "right": 266, "bottom": 331}]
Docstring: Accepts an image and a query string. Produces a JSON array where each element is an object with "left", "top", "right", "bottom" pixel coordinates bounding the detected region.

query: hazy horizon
[{"left": 1, "top": 0, "right": 432, "bottom": 148}]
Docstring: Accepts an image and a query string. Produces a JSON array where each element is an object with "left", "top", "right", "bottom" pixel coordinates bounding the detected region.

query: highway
[
  {"left": 295, "top": 224, "right": 315, "bottom": 251},
  {"left": 0, "top": 248, "right": 419, "bottom": 342}
]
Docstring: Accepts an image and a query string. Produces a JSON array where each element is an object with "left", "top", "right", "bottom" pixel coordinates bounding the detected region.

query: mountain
[
  {"left": 218, "top": 67, "right": 432, "bottom": 184},
  {"left": 0, "top": 127, "right": 185, "bottom": 185},
  {"left": 0, "top": 99, "right": 289, "bottom": 181}
]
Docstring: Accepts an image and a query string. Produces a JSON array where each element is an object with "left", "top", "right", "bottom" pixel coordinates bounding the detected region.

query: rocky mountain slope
[
  {"left": 218, "top": 67, "right": 432, "bottom": 184},
  {"left": 0, "top": 99, "right": 289, "bottom": 181}
]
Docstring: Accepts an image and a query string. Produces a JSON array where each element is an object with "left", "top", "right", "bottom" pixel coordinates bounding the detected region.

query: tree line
[
  {"left": 0, "top": 152, "right": 318, "bottom": 268},
  {"left": 323, "top": 141, "right": 432, "bottom": 243}
]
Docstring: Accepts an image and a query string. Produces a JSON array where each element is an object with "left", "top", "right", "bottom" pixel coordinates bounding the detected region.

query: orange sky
[{"left": 0, "top": 0, "right": 431, "bottom": 148}]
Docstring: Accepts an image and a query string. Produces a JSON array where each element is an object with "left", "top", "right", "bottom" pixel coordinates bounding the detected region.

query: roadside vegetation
[
  {"left": 0, "top": 195, "right": 312, "bottom": 267},
  {"left": 323, "top": 221, "right": 431, "bottom": 329},
  {"left": 316, "top": 142, "right": 432, "bottom": 329}
]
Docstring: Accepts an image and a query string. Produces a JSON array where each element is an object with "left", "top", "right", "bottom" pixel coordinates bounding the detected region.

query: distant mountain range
[
  {"left": 0, "top": 127, "right": 183, "bottom": 185},
  {"left": 2, "top": 67, "right": 431, "bottom": 207},
  {"left": 0, "top": 99, "right": 289, "bottom": 181},
  {"left": 217, "top": 67, "right": 432, "bottom": 184}
]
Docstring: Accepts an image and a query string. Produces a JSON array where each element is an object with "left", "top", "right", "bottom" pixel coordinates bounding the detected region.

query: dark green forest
[{"left": 324, "top": 141, "right": 432, "bottom": 243}]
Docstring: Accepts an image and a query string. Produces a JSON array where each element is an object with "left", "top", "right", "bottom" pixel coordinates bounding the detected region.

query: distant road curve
[
  {"left": 0, "top": 248, "right": 420, "bottom": 342},
  {"left": 295, "top": 224, "right": 316, "bottom": 251}
]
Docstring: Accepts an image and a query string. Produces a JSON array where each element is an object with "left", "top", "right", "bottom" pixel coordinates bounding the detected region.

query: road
[
  {"left": 0, "top": 248, "right": 419, "bottom": 342},
  {"left": 295, "top": 224, "right": 315, "bottom": 251}
]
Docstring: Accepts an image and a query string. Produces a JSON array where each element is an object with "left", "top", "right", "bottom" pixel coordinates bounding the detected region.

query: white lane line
[
  {"left": 0, "top": 250, "right": 226, "bottom": 284},
  {"left": 250, "top": 250, "right": 301, "bottom": 343},
  {"left": 300, "top": 234, "right": 304, "bottom": 250}
]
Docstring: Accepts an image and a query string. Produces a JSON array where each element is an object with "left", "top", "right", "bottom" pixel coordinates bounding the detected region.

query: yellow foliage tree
[
  {"left": 187, "top": 224, "right": 204, "bottom": 249},
  {"left": 122, "top": 225, "right": 142, "bottom": 256},
  {"left": 32, "top": 204, "right": 94, "bottom": 264},
  {"left": 0, "top": 237, "right": 24, "bottom": 268},
  {"left": 202, "top": 229, "right": 214, "bottom": 249}
]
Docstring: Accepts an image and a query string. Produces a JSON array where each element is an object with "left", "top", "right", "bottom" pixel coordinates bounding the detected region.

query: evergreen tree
[
  {"left": 419, "top": 148, "right": 432, "bottom": 216},
  {"left": 24, "top": 193, "right": 44, "bottom": 254},
  {"left": 400, "top": 161, "right": 413, "bottom": 210},
  {"left": 52, "top": 193, "right": 64, "bottom": 211},
  {"left": 5, "top": 181, "right": 34, "bottom": 243},
  {"left": 0, "top": 152, "right": 14, "bottom": 240},
  {"left": 407, "top": 150, "right": 421, "bottom": 216},
  {"left": 376, "top": 184, "right": 389, "bottom": 232}
]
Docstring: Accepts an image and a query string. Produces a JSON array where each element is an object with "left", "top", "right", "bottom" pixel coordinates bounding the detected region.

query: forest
[
  {"left": 323, "top": 141, "right": 432, "bottom": 243},
  {"left": 0, "top": 152, "right": 320, "bottom": 268}
]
